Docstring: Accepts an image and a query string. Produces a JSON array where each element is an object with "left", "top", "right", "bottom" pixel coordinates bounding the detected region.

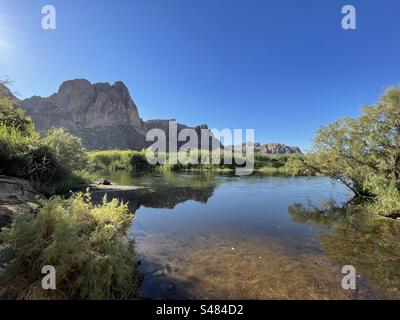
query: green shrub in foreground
[
  {"left": 0, "top": 122, "right": 91, "bottom": 194},
  {"left": 0, "top": 192, "right": 142, "bottom": 300}
]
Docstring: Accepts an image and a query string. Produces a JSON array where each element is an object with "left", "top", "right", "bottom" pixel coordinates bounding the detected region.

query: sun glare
[{"left": 0, "top": 14, "right": 17, "bottom": 54}]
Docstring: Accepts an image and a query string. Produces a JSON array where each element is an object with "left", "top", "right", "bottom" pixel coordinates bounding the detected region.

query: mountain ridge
[
  {"left": 227, "top": 142, "right": 302, "bottom": 155},
  {"left": 5, "top": 79, "right": 302, "bottom": 153}
]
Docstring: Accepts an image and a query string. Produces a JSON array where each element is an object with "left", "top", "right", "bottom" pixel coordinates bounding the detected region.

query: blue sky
[{"left": 1, "top": 0, "right": 400, "bottom": 150}]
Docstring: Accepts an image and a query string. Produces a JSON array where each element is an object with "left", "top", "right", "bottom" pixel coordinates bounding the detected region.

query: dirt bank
[{"left": 0, "top": 176, "right": 41, "bottom": 229}]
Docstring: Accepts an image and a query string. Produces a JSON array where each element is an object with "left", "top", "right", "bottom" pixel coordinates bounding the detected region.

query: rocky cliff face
[
  {"left": 144, "top": 120, "right": 219, "bottom": 151},
  {"left": 18, "top": 79, "right": 218, "bottom": 150},
  {"left": 229, "top": 142, "right": 302, "bottom": 155},
  {"left": 19, "top": 80, "right": 148, "bottom": 149},
  {"left": 259, "top": 143, "right": 302, "bottom": 155}
]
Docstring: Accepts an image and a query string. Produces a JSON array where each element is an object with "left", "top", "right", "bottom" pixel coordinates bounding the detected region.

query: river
[{"left": 92, "top": 171, "right": 400, "bottom": 299}]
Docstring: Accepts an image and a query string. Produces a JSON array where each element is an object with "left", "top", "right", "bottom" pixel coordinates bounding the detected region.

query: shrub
[
  {"left": 43, "top": 128, "right": 88, "bottom": 172},
  {"left": 130, "top": 152, "right": 151, "bottom": 172},
  {"left": 0, "top": 88, "right": 34, "bottom": 136},
  {"left": 364, "top": 176, "right": 400, "bottom": 217},
  {"left": 0, "top": 126, "right": 65, "bottom": 186},
  {"left": 27, "top": 143, "right": 65, "bottom": 187},
  {"left": 88, "top": 150, "right": 151, "bottom": 172},
  {"left": 0, "top": 102, "right": 35, "bottom": 135},
  {"left": 0, "top": 125, "right": 39, "bottom": 176},
  {"left": 0, "top": 192, "right": 142, "bottom": 299},
  {"left": 0, "top": 84, "right": 39, "bottom": 176},
  {"left": 88, "top": 150, "right": 133, "bottom": 171}
]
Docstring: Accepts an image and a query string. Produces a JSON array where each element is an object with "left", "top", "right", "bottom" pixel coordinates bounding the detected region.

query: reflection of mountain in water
[
  {"left": 91, "top": 186, "right": 215, "bottom": 212},
  {"left": 288, "top": 201, "right": 400, "bottom": 296}
]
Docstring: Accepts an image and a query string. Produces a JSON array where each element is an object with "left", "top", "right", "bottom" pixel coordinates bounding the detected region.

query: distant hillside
[{"left": 227, "top": 142, "right": 302, "bottom": 155}]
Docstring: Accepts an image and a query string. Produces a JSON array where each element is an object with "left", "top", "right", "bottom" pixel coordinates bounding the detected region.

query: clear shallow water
[{"left": 93, "top": 171, "right": 400, "bottom": 299}]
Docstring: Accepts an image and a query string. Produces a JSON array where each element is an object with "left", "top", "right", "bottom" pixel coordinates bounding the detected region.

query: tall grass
[{"left": 87, "top": 149, "right": 312, "bottom": 176}]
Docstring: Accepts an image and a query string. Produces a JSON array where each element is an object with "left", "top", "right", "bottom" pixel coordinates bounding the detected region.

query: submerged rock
[{"left": 152, "top": 263, "right": 172, "bottom": 276}]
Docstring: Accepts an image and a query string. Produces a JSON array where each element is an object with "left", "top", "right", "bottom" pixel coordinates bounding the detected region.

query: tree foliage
[
  {"left": 0, "top": 80, "right": 34, "bottom": 136},
  {"left": 43, "top": 128, "right": 88, "bottom": 172},
  {"left": 308, "top": 86, "right": 400, "bottom": 215}
]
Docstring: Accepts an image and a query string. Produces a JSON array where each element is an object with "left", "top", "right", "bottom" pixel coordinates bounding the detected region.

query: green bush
[
  {"left": 43, "top": 128, "right": 88, "bottom": 172},
  {"left": 0, "top": 125, "right": 91, "bottom": 194},
  {"left": 27, "top": 143, "right": 65, "bottom": 187},
  {"left": 87, "top": 149, "right": 311, "bottom": 176},
  {"left": 0, "top": 102, "right": 35, "bottom": 136},
  {"left": 0, "top": 85, "right": 34, "bottom": 136},
  {"left": 88, "top": 150, "right": 152, "bottom": 172},
  {"left": 0, "top": 125, "right": 35, "bottom": 176},
  {"left": 364, "top": 175, "right": 400, "bottom": 217},
  {"left": 88, "top": 150, "right": 133, "bottom": 171},
  {"left": 0, "top": 192, "right": 142, "bottom": 300},
  {"left": 1, "top": 84, "right": 93, "bottom": 192},
  {"left": 130, "top": 152, "right": 151, "bottom": 172}
]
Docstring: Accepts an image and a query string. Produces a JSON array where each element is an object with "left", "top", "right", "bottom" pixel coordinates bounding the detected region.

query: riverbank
[
  {"left": 0, "top": 174, "right": 143, "bottom": 299},
  {"left": 0, "top": 176, "right": 41, "bottom": 229}
]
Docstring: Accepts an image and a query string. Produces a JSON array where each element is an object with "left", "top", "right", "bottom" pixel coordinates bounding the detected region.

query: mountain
[
  {"left": 228, "top": 142, "right": 302, "bottom": 155},
  {"left": 258, "top": 143, "right": 302, "bottom": 154},
  {"left": 18, "top": 79, "right": 218, "bottom": 150},
  {"left": 15, "top": 79, "right": 302, "bottom": 153}
]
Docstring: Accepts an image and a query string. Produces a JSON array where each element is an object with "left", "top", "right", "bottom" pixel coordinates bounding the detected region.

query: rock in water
[{"left": 97, "top": 179, "right": 112, "bottom": 186}]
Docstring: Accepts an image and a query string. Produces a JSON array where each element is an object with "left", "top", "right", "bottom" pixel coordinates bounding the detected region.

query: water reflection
[
  {"left": 90, "top": 172, "right": 400, "bottom": 299},
  {"left": 91, "top": 185, "right": 215, "bottom": 212},
  {"left": 288, "top": 202, "right": 400, "bottom": 297},
  {"left": 101, "top": 170, "right": 220, "bottom": 189}
]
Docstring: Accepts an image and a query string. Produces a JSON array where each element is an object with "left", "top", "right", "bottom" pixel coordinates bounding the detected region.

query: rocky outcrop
[
  {"left": 0, "top": 176, "right": 41, "bottom": 229},
  {"left": 18, "top": 79, "right": 219, "bottom": 150},
  {"left": 260, "top": 143, "right": 302, "bottom": 155},
  {"left": 19, "top": 80, "right": 149, "bottom": 150},
  {"left": 145, "top": 120, "right": 220, "bottom": 151},
  {"left": 228, "top": 142, "right": 302, "bottom": 155}
]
